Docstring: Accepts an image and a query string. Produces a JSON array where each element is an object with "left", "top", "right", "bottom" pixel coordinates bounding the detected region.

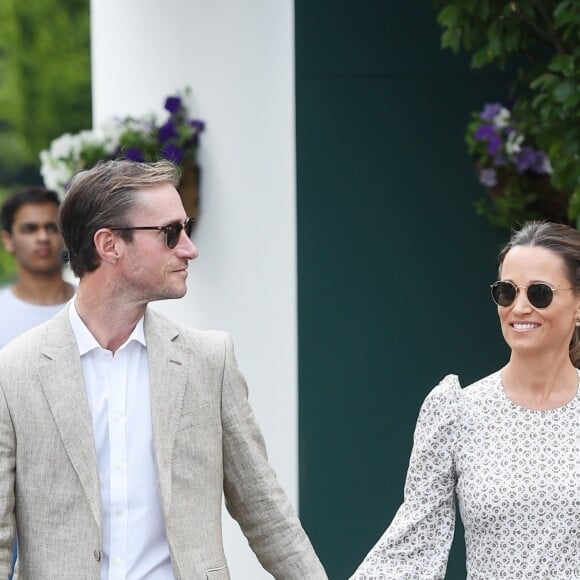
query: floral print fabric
[{"left": 350, "top": 372, "right": 579, "bottom": 579}]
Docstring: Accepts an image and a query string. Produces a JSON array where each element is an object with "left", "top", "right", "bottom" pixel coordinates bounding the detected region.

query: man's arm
[
  {"left": 220, "top": 334, "right": 328, "bottom": 579},
  {"left": 0, "top": 379, "right": 16, "bottom": 576}
]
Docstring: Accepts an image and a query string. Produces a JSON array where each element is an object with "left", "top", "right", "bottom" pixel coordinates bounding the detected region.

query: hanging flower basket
[
  {"left": 39, "top": 88, "right": 205, "bottom": 222},
  {"left": 475, "top": 163, "right": 571, "bottom": 229},
  {"left": 178, "top": 160, "right": 201, "bottom": 222},
  {"left": 468, "top": 102, "right": 571, "bottom": 229}
]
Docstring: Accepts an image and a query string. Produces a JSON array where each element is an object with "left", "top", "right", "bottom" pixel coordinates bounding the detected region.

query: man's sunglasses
[
  {"left": 107, "top": 217, "right": 195, "bottom": 249},
  {"left": 490, "top": 280, "right": 573, "bottom": 309}
]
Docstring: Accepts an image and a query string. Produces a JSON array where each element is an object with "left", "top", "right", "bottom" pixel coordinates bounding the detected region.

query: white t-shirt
[{"left": 0, "top": 286, "right": 71, "bottom": 348}]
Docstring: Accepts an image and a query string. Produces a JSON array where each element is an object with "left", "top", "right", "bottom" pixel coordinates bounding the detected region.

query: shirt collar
[{"left": 68, "top": 299, "right": 146, "bottom": 355}]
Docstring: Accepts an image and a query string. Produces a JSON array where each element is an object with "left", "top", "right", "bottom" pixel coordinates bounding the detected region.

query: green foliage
[
  {"left": 0, "top": 0, "right": 90, "bottom": 280},
  {"left": 0, "top": 187, "right": 16, "bottom": 283},
  {"left": 0, "top": 250, "right": 16, "bottom": 286},
  {"left": 0, "top": 0, "right": 91, "bottom": 183},
  {"left": 434, "top": 0, "right": 580, "bottom": 225}
]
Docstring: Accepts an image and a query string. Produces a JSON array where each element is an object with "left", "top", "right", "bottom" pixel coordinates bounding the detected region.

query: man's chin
[{"left": 151, "top": 286, "right": 188, "bottom": 302}]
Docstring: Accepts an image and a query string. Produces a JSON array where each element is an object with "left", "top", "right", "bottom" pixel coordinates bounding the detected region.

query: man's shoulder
[
  {"left": 0, "top": 285, "right": 14, "bottom": 306},
  {"left": 145, "top": 307, "right": 231, "bottom": 346},
  {"left": 0, "top": 308, "right": 70, "bottom": 359}
]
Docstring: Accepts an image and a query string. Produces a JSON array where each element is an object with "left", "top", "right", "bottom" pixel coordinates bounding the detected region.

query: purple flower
[
  {"left": 190, "top": 119, "right": 205, "bottom": 132},
  {"left": 487, "top": 134, "right": 502, "bottom": 156},
  {"left": 515, "top": 147, "right": 539, "bottom": 173},
  {"left": 474, "top": 124, "right": 495, "bottom": 141},
  {"left": 124, "top": 148, "right": 145, "bottom": 162},
  {"left": 158, "top": 121, "right": 178, "bottom": 142},
  {"left": 530, "top": 151, "right": 551, "bottom": 174},
  {"left": 480, "top": 103, "right": 502, "bottom": 121},
  {"left": 161, "top": 143, "right": 183, "bottom": 164},
  {"left": 479, "top": 168, "right": 497, "bottom": 187},
  {"left": 164, "top": 96, "right": 182, "bottom": 114}
]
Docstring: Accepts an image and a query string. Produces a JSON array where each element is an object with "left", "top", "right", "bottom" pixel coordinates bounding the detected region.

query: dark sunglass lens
[
  {"left": 165, "top": 224, "right": 180, "bottom": 249},
  {"left": 492, "top": 282, "right": 516, "bottom": 306},
  {"left": 527, "top": 283, "right": 553, "bottom": 308},
  {"left": 165, "top": 220, "right": 194, "bottom": 249},
  {"left": 184, "top": 218, "right": 194, "bottom": 238}
]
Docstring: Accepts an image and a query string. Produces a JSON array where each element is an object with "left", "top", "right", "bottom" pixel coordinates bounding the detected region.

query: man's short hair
[
  {"left": 1, "top": 187, "right": 60, "bottom": 233},
  {"left": 59, "top": 159, "right": 181, "bottom": 278}
]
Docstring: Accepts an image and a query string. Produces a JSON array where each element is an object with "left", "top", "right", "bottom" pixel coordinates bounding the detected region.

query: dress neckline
[{"left": 497, "top": 369, "right": 580, "bottom": 413}]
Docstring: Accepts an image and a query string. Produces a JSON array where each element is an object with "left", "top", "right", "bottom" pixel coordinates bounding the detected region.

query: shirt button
[
  {"left": 115, "top": 509, "right": 123, "bottom": 517},
  {"left": 93, "top": 549, "right": 101, "bottom": 561},
  {"left": 113, "top": 557, "right": 121, "bottom": 566},
  {"left": 115, "top": 461, "right": 124, "bottom": 470}
]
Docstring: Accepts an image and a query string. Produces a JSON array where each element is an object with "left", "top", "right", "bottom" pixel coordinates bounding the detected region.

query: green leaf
[
  {"left": 553, "top": 1, "right": 575, "bottom": 29},
  {"left": 548, "top": 54, "right": 575, "bottom": 76},
  {"left": 436, "top": 5, "right": 460, "bottom": 28},
  {"left": 441, "top": 27, "right": 462, "bottom": 52},
  {"left": 471, "top": 46, "right": 491, "bottom": 68},
  {"left": 553, "top": 80, "right": 576, "bottom": 103}
]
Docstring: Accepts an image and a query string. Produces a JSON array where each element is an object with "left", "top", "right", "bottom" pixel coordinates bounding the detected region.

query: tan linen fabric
[{"left": 0, "top": 307, "right": 327, "bottom": 580}]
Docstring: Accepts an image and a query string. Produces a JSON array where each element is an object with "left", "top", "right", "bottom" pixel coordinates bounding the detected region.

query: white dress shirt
[{"left": 69, "top": 301, "right": 174, "bottom": 579}]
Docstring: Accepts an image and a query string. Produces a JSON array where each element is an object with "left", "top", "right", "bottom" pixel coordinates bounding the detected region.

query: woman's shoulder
[
  {"left": 422, "top": 373, "right": 461, "bottom": 407},
  {"left": 460, "top": 370, "right": 502, "bottom": 405},
  {"left": 419, "top": 371, "right": 502, "bottom": 420}
]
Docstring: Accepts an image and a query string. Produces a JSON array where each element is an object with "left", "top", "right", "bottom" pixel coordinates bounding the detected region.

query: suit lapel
[
  {"left": 38, "top": 309, "right": 101, "bottom": 530},
  {"left": 145, "top": 309, "right": 191, "bottom": 512}
]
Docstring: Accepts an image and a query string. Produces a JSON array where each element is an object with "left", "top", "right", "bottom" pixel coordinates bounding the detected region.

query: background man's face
[{"left": 1, "top": 202, "right": 64, "bottom": 275}]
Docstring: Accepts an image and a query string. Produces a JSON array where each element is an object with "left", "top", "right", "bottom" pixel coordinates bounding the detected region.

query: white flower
[
  {"left": 541, "top": 156, "right": 553, "bottom": 174},
  {"left": 39, "top": 151, "right": 74, "bottom": 198},
  {"left": 505, "top": 132, "right": 524, "bottom": 155},
  {"left": 98, "top": 121, "right": 123, "bottom": 154},
  {"left": 493, "top": 107, "right": 511, "bottom": 129}
]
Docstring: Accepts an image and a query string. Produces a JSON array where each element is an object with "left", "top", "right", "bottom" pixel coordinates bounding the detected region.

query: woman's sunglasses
[
  {"left": 490, "top": 280, "right": 573, "bottom": 309},
  {"left": 108, "top": 217, "right": 195, "bottom": 249}
]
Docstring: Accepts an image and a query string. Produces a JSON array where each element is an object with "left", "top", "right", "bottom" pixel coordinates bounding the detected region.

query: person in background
[
  {"left": 0, "top": 188, "right": 75, "bottom": 578},
  {"left": 0, "top": 160, "right": 327, "bottom": 579},
  {"left": 350, "top": 221, "right": 580, "bottom": 579},
  {"left": 0, "top": 187, "right": 75, "bottom": 348}
]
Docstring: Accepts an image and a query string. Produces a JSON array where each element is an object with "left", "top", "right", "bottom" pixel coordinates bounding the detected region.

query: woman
[{"left": 350, "top": 221, "right": 580, "bottom": 579}]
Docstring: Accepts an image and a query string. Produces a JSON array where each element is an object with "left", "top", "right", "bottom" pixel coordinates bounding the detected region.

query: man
[
  {"left": 0, "top": 187, "right": 75, "bottom": 347},
  {"left": 0, "top": 160, "right": 327, "bottom": 579}
]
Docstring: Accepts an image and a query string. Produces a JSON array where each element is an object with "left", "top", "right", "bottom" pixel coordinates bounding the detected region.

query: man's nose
[
  {"left": 36, "top": 227, "right": 51, "bottom": 241},
  {"left": 177, "top": 233, "right": 199, "bottom": 260}
]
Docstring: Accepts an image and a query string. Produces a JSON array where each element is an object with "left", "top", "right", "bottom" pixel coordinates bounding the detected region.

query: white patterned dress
[{"left": 350, "top": 372, "right": 580, "bottom": 579}]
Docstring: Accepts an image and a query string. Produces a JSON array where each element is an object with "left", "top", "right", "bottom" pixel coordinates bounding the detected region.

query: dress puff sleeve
[{"left": 350, "top": 374, "right": 461, "bottom": 580}]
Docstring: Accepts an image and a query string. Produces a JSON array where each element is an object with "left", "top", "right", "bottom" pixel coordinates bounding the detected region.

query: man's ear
[
  {"left": 1, "top": 230, "right": 14, "bottom": 254},
  {"left": 93, "top": 228, "right": 120, "bottom": 265}
]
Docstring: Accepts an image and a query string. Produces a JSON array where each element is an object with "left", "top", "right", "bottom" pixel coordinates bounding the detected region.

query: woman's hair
[
  {"left": 59, "top": 159, "right": 180, "bottom": 277},
  {"left": 498, "top": 221, "right": 580, "bottom": 367}
]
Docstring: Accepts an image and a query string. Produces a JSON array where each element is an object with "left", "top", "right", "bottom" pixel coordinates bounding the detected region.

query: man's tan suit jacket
[{"left": 0, "top": 307, "right": 327, "bottom": 579}]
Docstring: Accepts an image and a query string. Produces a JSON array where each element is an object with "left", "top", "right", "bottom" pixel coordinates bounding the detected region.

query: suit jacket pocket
[
  {"left": 178, "top": 402, "right": 211, "bottom": 431},
  {"left": 206, "top": 563, "right": 229, "bottom": 579}
]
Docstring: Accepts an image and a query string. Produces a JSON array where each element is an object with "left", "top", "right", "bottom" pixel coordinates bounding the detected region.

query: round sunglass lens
[
  {"left": 528, "top": 283, "right": 553, "bottom": 308},
  {"left": 493, "top": 282, "right": 516, "bottom": 306}
]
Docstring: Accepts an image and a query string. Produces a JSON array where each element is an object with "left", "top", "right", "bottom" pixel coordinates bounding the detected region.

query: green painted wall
[{"left": 296, "top": 2, "right": 512, "bottom": 578}]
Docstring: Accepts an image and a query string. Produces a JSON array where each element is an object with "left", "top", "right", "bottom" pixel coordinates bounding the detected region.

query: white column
[{"left": 91, "top": 2, "right": 297, "bottom": 578}]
